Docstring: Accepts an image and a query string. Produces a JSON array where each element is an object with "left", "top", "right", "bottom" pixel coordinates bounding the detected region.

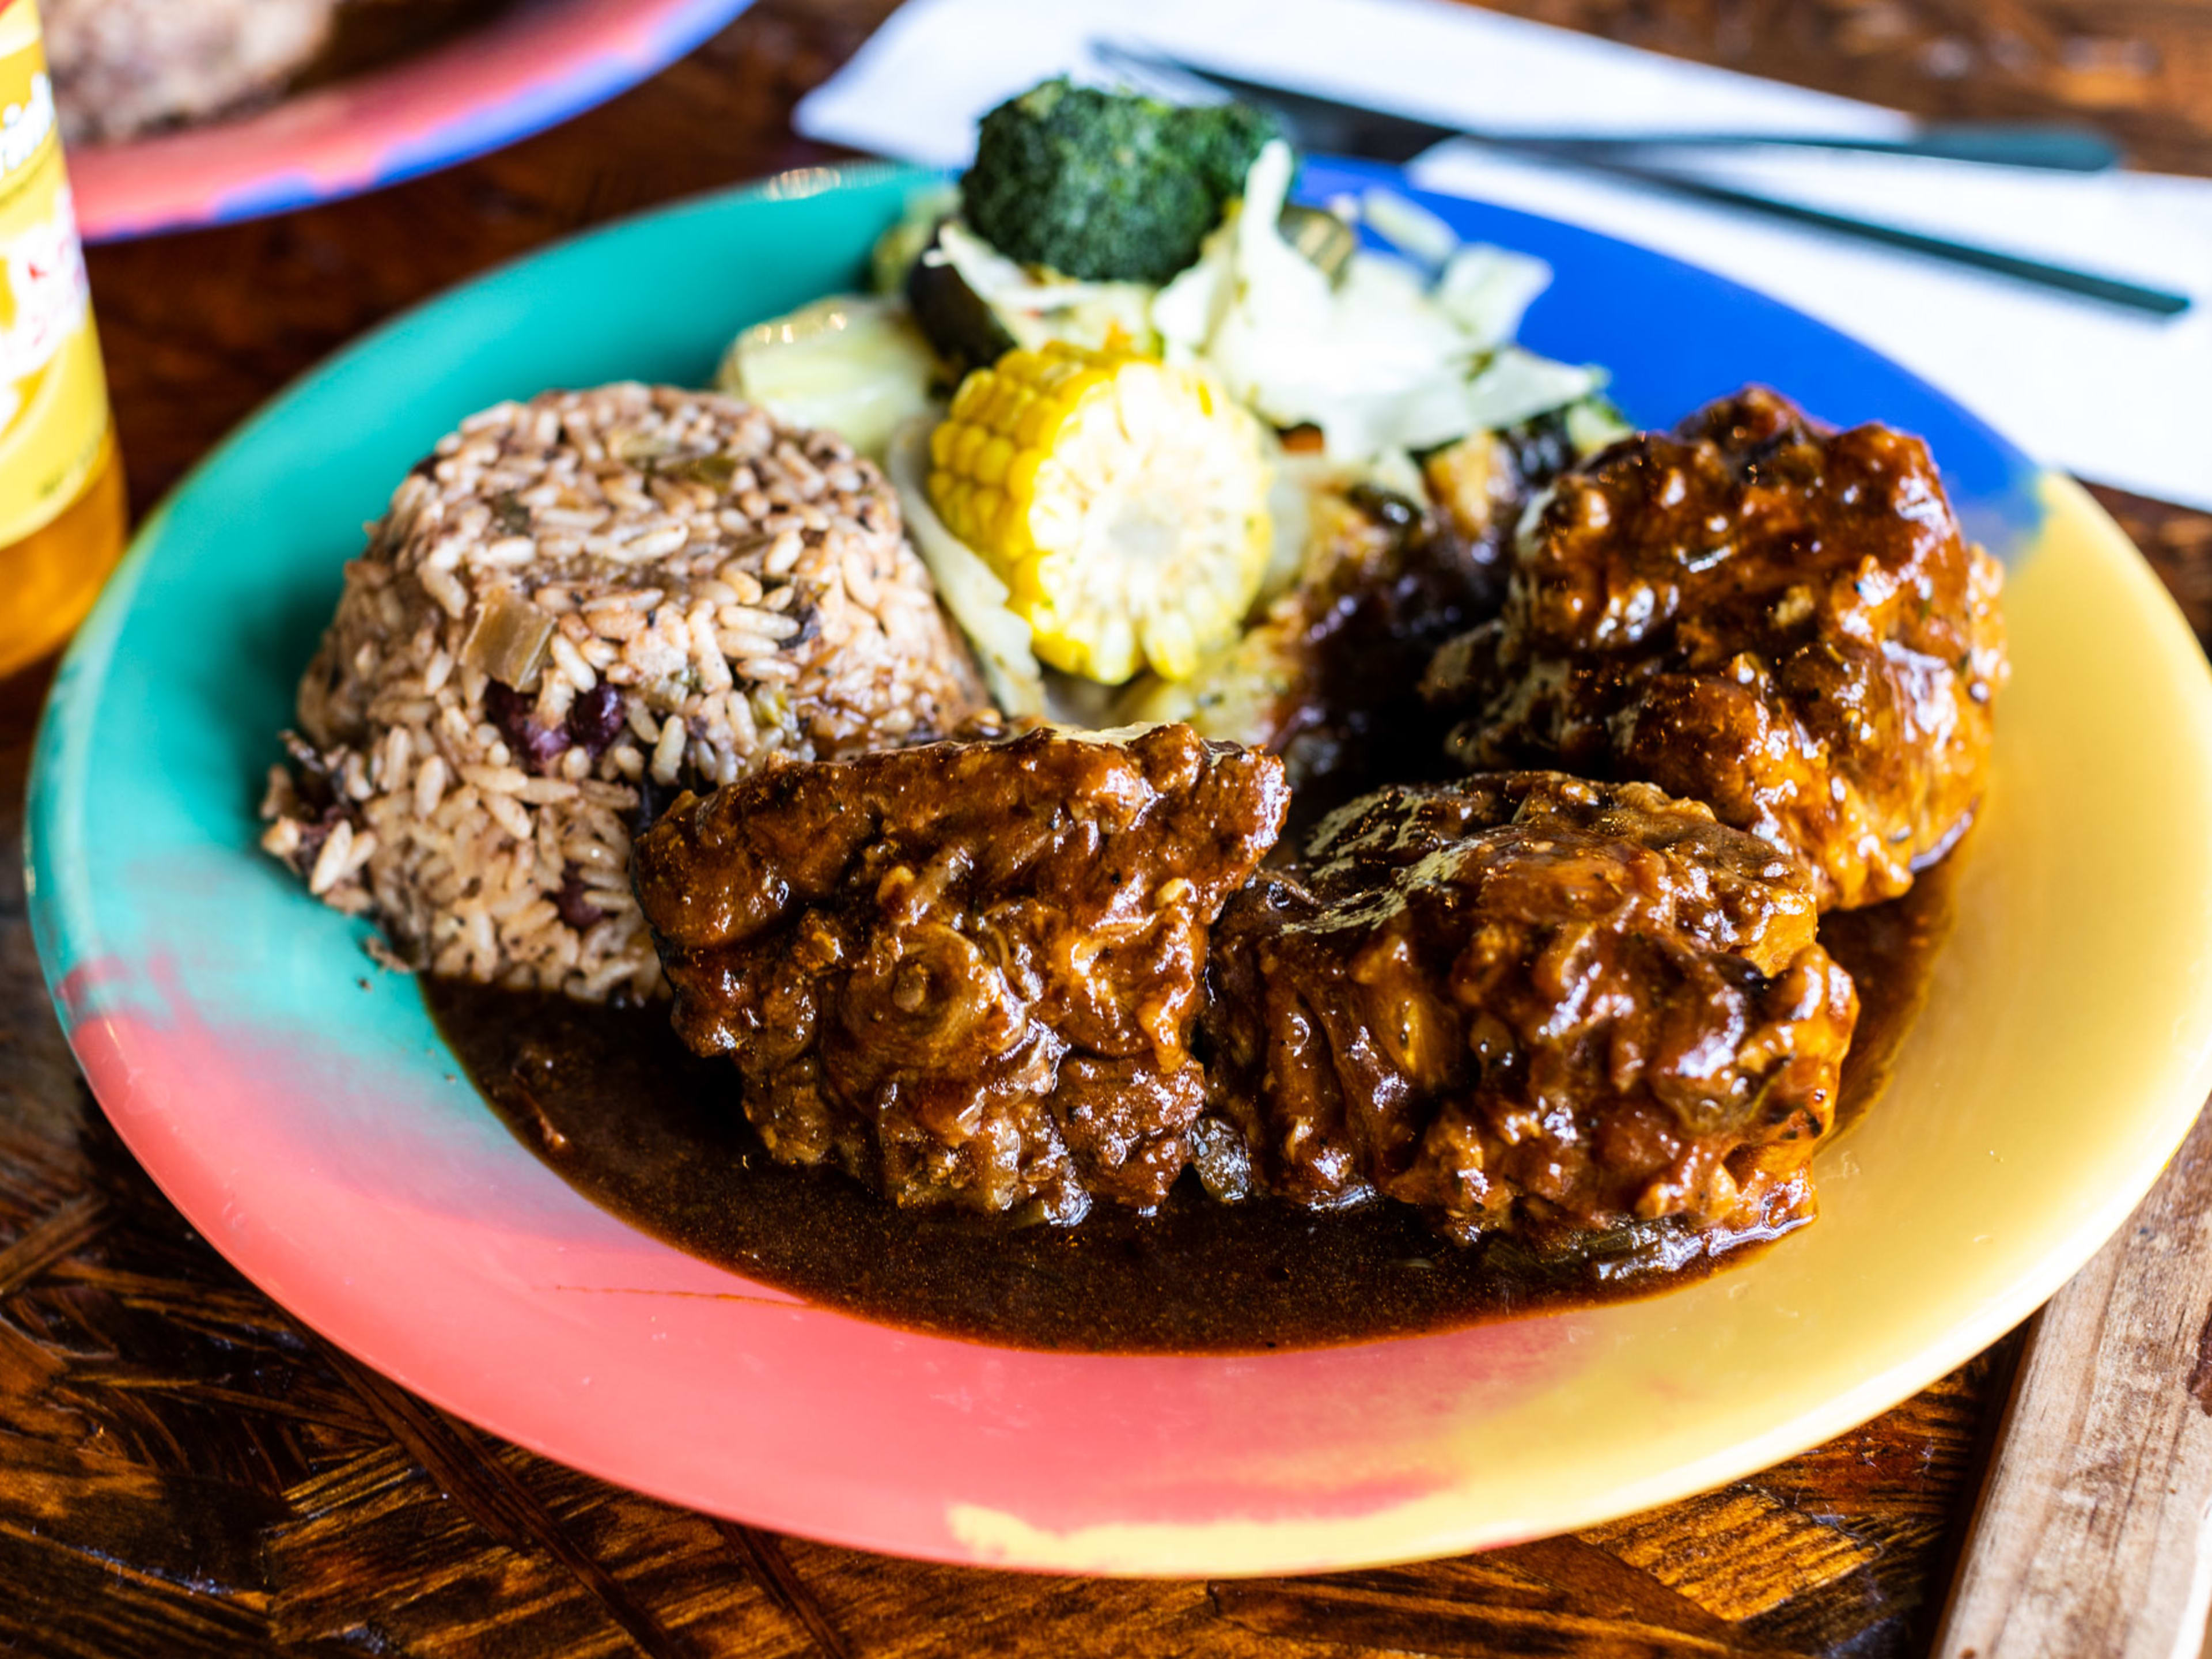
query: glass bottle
[{"left": 0, "top": 0, "right": 123, "bottom": 681}]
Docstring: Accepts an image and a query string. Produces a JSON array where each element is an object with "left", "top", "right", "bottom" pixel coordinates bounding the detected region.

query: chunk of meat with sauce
[
  {"left": 1203, "top": 772, "right": 1856, "bottom": 1242},
  {"left": 1422, "top": 388, "right": 2007, "bottom": 909},
  {"left": 631, "top": 724, "right": 1289, "bottom": 1223}
]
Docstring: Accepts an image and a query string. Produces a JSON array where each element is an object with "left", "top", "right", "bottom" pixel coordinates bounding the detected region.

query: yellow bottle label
[{"left": 0, "top": 0, "right": 108, "bottom": 548}]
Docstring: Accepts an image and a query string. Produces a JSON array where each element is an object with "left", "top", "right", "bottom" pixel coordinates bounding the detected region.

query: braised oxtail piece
[
  {"left": 1205, "top": 772, "right": 1858, "bottom": 1243},
  {"left": 632, "top": 724, "right": 1290, "bottom": 1224},
  {"left": 1423, "top": 387, "right": 2008, "bottom": 909}
]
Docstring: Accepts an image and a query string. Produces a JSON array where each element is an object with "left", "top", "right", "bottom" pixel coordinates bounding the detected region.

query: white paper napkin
[{"left": 797, "top": 0, "right": 2212, "bottom": 509}]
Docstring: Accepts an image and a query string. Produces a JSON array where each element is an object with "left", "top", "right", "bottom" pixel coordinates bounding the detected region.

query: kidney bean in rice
[{"left": 260, "top": 384, "right": 989, "bottom": 1001}]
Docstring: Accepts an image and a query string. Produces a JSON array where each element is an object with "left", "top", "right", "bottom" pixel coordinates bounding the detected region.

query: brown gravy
[{"left": 428, "top": 859, "right": 1954, "bottom": 1354}]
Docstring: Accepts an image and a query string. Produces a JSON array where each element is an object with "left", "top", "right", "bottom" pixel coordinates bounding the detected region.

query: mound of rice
[{"left": 260, "top": 383, "right": 988, "bottom": 1001}]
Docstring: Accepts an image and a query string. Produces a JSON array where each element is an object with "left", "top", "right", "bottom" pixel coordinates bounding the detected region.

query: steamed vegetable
[
  {"left": 887, "top": 419, "right": 1047, "bottom": 715},
  {"left": 926, "top": 342, "right": 1271, "bottom": 684},
  {"left": 962, "top": 78, "right": 1281, "bottom": 285},
  {"left": 870, "top": 183, "right": 958, "bottom": 296},
  {"left": 721, "top": 77, "right": 1630, "bottom": 724},
  {"left": 716, "top": 294, "right": 938, "bottom": 460},
  {"left": 906, "top": 228, "right": 1019, "bottom": 377},
  {"left": 911, "top": 219, "right": 1157, "bottom": 370},
  {"left": 1154, "top": 141, "right": 1606, "bottom": 459}
]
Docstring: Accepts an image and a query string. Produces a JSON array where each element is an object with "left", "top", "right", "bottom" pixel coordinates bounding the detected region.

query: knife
[{"left": 1097, "top": 47, "right": 2190, "bottom": 317}]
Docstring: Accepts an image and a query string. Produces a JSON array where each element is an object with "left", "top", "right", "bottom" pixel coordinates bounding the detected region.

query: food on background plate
[
  {"left": 44, "top": 0, "right": 338, "bottom": 143},
  {"left": 260, "top": 384, "right": 986, "bottom": 1001},
  {"left": 1207, "top": 773, "right": 1855, "bottom": 1243},
  {"left": 1423, "top": 388, "right": 2009, "bottom": 909},
  {"left": 44, "top": 0, "right": 498, "bottom": 144},
  {"left": 632, "top": 724, "right": 1287, "bottom": 1223}
]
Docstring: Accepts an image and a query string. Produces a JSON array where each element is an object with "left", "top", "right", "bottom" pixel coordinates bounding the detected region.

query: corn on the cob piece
[{"left": 926, "top": 342, "right": 1271, "bottom": 684}]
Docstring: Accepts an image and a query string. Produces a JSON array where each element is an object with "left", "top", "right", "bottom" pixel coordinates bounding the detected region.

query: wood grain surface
[
  {"left": 1934, "top": 1090, "right": 2212, "bottom": 1659},
  {"left": 2, "top": 2, "right": 2207, "bottom": 1655},
  {"left": 1475, "top": 0, "right": 2212, "bottom": 177}
]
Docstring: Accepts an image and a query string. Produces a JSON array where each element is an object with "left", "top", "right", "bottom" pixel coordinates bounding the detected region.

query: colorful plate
[
  {"left": 29, "top": 161, "right": 2212, "bottom": 1574},
  {"left": 69, "top": 0, "right": 753, "bottom": 243}
]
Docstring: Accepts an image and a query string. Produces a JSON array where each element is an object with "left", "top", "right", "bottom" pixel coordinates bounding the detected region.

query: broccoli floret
[
  {"left": 961, "top": 79, "right": 1282, "bottom": 286},
  {"left": 1181, "top": 100, "right": 1285, "bottom": 203}
]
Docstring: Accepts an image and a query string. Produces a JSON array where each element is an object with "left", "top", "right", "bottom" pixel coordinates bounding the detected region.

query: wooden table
[{"left": 5, "top": 2, "right": 2209, "bottom": 1653}]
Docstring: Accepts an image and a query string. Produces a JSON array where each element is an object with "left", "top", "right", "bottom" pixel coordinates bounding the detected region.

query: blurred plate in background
[{"left": 71, "top": 0, "right": 753, "bottom": 242}]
